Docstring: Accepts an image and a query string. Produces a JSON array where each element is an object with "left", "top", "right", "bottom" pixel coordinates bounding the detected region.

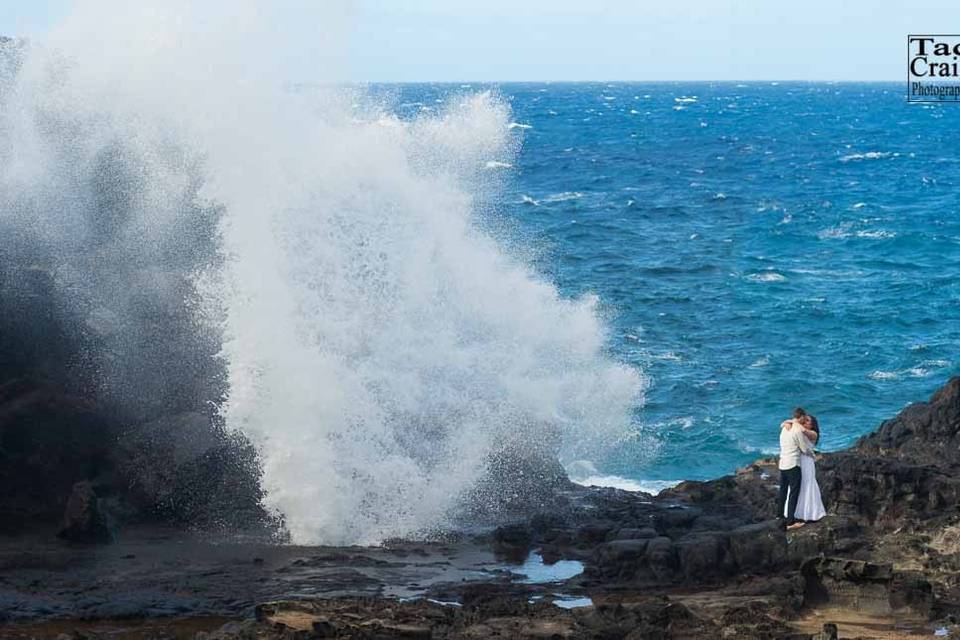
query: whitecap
[
  {"left": 520, "top": 195, "right": 539, "bottom": 206},
  {"left": 869, "top": 370, "right": 900, "bottom": 381},
  {"left": 649, "top": 351, "right": 682, "bottom": 362},
  {"left": 855, "top": 230, "right": 896, "bottom": 239},
  {"left": 484, "top": 160, "right": 513, "bottom": 169},
  {"left": 507, "top": 122, "right": 532, "bottom": 130},
  {"left": 674, "top": 96, "right": 698, "bottom": 103},
  {"left": 746, "top": 272, "right": 786, "bottom": 283},
  {"left": 818, "top": 226, "right": 851, "bottom": 240},
  {"left": 749, "top": 356, "right": 770, "bottom": 368},
  {"left": 839, "top": 151, "right": 894, "bottom": 162},
  {"left": 651, "top": 416, "right": 695, "bottom": 430},
  {"left": 543, "top": 191, "right": 584, "bottom": 203}
]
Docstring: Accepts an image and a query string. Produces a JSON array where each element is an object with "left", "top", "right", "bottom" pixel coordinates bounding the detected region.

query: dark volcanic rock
[
  {"left": 858, "top": 376, "right": 960, "bottom": 467},
  {"left": 57, "top": 480, "right": 114, "bottom": 544},
  {"left": 490, "top": 523, "right": 532, "bottom": 561},
  {"left": 0, "top": 379, "right": 116, "bottom": 530},
  {"left": 817, "top": 451, "right": 960, "bottom": 529},
  {"left": 0, "top": 375, "right": 272, "bottom": 534},
  {"left": 802, "top": 557, "right": 934, "bottom": 617},
  {"left": 252, "top": 596, "right": 740, "bottom": 640},
  {"left": 115, "top": 412, "right": 269, "bottom": 530}
]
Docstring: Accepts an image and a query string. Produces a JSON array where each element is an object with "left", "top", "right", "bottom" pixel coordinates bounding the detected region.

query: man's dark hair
[{"left": 793, "top": 407, "right": 807, "bottom": 419}]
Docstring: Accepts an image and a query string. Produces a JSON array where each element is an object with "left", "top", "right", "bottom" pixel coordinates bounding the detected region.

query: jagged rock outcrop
[
  {"left": 0, "top": 375, "right": 272, "bottom": 534},
  {"left": 484, "top": 377, "right": 960, "bottom": 633},
  {"left": 0, "top": 379, "right": 114, "bottom": 529},
  {"left": 858, "top": 376, "right": 960, "bottom": 467}
]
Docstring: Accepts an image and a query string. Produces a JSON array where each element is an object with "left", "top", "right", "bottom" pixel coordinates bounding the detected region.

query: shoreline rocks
[{"left": 1, "top": 379, "right": 959, "bottom": 638}]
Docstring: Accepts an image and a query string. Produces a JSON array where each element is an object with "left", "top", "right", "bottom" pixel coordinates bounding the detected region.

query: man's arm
[{"left": 794, "top": 427, "right": 814, "bottom": 455}]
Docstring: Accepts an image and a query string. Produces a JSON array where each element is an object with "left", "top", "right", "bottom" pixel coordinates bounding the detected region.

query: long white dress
[{"left": 784, "top": 452, "right": 826, "bottom": 521}]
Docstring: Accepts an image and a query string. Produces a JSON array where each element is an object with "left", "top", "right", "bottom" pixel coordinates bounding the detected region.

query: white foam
[
  {"left": 543, "top": 191, "right": 584, "bottom": 203},
  {"left": 507, "top": 122, "right": 533, "bottom": 130},
  {"left": 869, "top": 364, "right": 942, "bottom": 381},
  {"left": 573, "top": 475, "right": 681, "bottom": 495},
  {"left": 746, "top": 272, "right": 787, "bottom": 283},
  {"left": 839, "top": 151, "right": 897, "bottom": 162},
  {"left": 5, "top": 1, "right": 645, "bottom": 545},
  {"left": 566, "top": 460, "right": 679, "bottom": 495},
  {"left": 855, "top": 230, "right": 896, "bottom": 239},
  {"left": 818, "top": 226, "right": 852, "bottom": 240}
]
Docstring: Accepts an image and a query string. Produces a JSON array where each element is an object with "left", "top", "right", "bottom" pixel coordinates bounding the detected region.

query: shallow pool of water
[{"left": 503, "top": 551, "right": 585, "bottom": 584}]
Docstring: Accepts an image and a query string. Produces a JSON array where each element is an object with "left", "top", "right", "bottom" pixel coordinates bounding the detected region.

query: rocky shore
[{"left": 1, "top": 378, "right": 959, "bottom": 638}]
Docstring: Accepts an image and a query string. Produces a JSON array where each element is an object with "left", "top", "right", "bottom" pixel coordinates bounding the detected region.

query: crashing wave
[{"left": 0, "top": 1, "right": 643, "bottom": 545}]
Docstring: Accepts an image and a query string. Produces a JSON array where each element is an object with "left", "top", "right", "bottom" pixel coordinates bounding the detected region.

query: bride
[{"left": 784, "top": 409, "right": 826, "bottom": 522}]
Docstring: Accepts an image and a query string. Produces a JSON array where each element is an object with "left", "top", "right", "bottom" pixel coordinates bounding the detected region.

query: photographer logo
[{"left": 908, "top": 35, "right": 960, "bottom": 102}]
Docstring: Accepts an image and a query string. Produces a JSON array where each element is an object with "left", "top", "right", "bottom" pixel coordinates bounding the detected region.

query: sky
[{"left": 0, "top": 1, "right": 956, "bottom": 82}]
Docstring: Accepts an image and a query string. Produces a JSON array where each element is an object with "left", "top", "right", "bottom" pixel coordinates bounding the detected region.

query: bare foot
[{"left": 787, "top": 521, "right": 806, "bottom": 530}]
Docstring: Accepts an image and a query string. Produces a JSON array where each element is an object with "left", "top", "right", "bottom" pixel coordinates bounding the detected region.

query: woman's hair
[{"left": 793, "top": 407, "right": 807, "bottom": 419}]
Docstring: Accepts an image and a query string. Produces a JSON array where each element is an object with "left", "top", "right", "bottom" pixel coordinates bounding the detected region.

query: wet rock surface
[{"left": 2, "top": 379, "right": 960, "bottom": 638}]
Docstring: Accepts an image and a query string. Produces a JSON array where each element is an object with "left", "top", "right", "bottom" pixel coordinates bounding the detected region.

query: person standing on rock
[
  {"left": 777, "top": 407, "right": 815, "bottom": 530},
  {"left": 788, "top": 411, "right": 827, "bottom": 523}
]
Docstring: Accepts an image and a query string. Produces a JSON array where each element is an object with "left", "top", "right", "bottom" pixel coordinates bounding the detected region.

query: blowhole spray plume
[{"left": 0, "top": 1, "right": 644, "bottom": 544}]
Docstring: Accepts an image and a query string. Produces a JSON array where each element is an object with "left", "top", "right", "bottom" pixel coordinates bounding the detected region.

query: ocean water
[{"left": 388, "top": 82, "right": 960, "bottom": 486}]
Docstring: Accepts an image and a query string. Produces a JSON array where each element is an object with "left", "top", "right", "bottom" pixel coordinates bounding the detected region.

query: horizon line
[{"left": 303, "top": 79, "right": 907, "bottom": 85}]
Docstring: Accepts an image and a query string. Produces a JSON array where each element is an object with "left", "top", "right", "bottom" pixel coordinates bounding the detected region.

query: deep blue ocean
[{"left": 389, "top": 82, "right": 960, "bottom": 486}]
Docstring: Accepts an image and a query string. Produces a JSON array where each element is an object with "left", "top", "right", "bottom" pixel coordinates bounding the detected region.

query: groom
[{"left": 777, "top": 409, "right": 814, "bottom": 530}]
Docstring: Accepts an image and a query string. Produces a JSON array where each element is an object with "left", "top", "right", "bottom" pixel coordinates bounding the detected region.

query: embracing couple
[{"left": 777, "top": 407, "right": 826, "bottom": 530}]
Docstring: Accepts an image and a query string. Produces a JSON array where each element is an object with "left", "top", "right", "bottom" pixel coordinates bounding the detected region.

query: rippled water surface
[{"left": 386, "top": 82, "right": 960, "bottom": 484}]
